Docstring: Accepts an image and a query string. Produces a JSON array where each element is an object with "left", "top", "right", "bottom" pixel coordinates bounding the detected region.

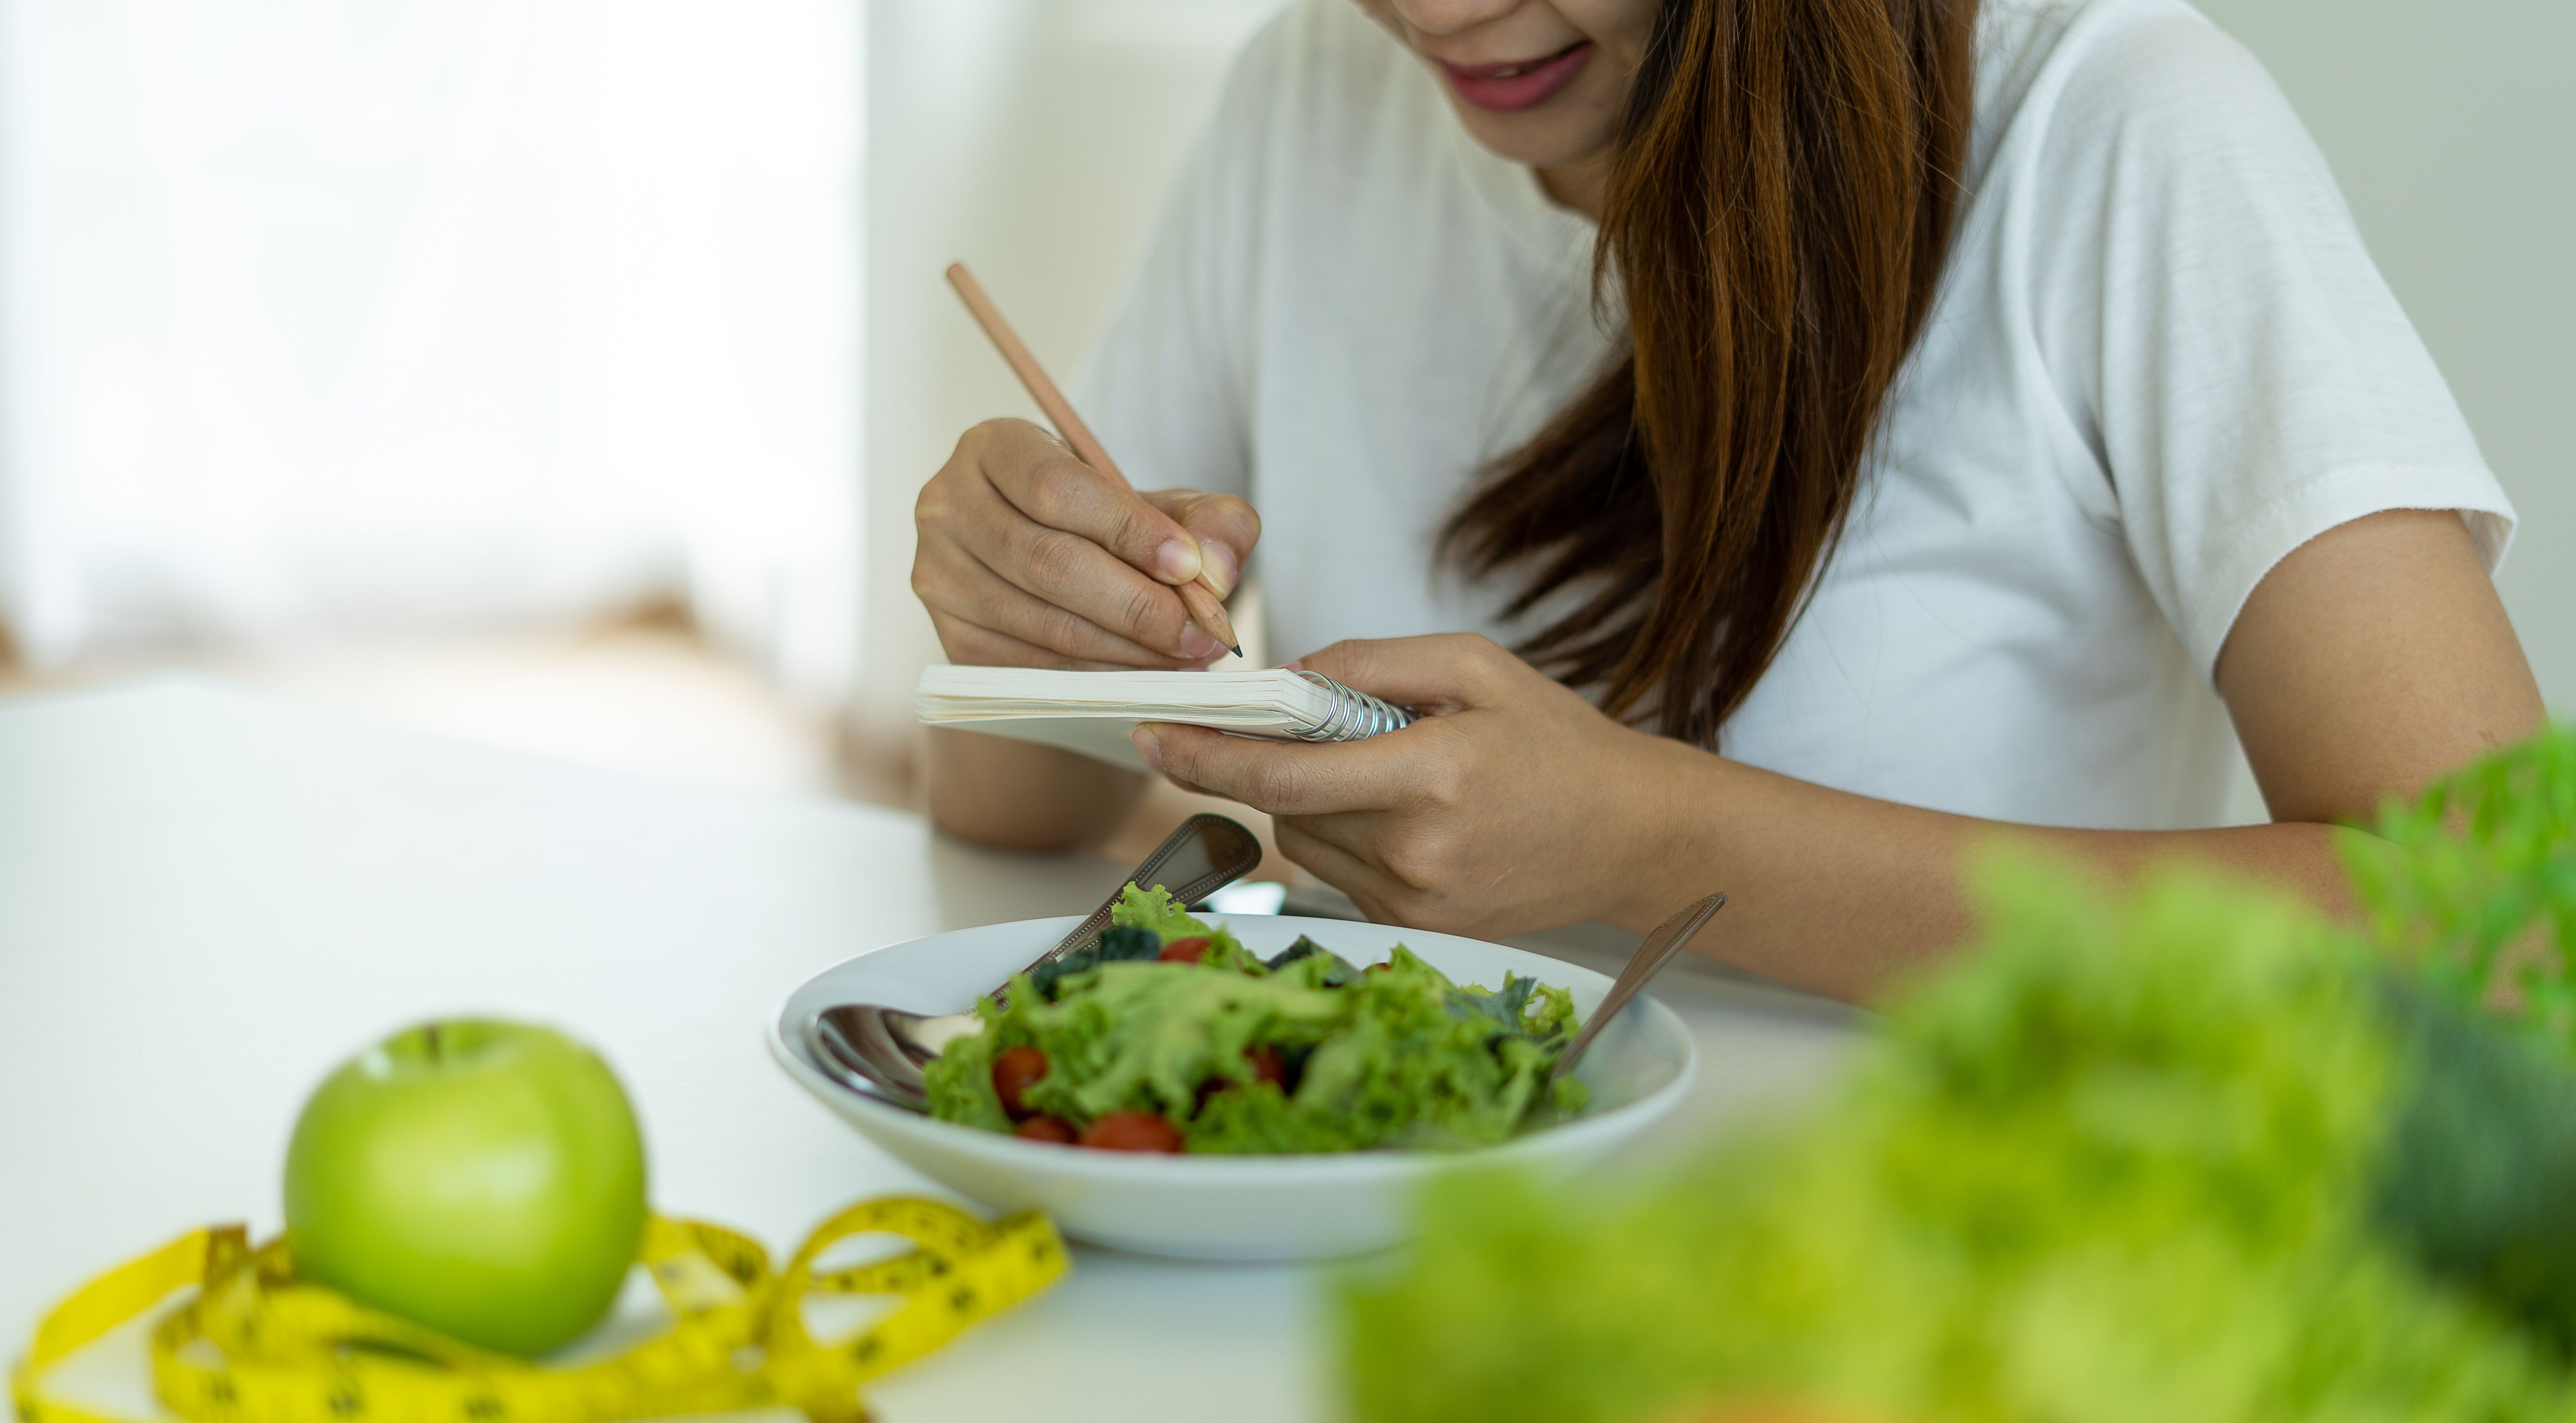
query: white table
[{"left": 0, "top": 680, "right": 1860, "bottom": 1422}]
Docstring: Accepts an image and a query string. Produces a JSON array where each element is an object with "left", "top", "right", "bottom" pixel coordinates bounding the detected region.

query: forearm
[
  {"left": 925, "top": 728, "right": 1147, "bottom": 851},
  {"left": 1615, "top": 741, "right": 2359, "bottom": 1003}
]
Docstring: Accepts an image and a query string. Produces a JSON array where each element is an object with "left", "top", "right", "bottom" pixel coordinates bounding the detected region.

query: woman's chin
[{"left": 1447, "top": 105, "right": 1614, "bottom": 179}]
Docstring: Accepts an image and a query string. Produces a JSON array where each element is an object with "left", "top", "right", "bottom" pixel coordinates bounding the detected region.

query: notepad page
[{"left": 915, "top": 667, "right": 1335, "bottom": 732}]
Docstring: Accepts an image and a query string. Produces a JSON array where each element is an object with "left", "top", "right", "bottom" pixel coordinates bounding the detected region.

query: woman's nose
[{"left": 1385, "top": 0, "right": 1528, "bottom": 38}]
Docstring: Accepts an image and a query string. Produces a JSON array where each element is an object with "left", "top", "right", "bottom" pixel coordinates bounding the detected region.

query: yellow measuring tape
[{"left": 12, "top": 1198, "right": 1066, "bottom": 1423}]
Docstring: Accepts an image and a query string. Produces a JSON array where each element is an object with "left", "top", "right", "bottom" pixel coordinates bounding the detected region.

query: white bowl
[{"left": 768, "top": 914, "right": 1696, "bottom": 1261}]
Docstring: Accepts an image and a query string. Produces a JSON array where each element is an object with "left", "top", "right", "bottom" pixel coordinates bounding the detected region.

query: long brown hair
[{"left": 1443, "top": 0, "right": 1978, "bottom": 745}]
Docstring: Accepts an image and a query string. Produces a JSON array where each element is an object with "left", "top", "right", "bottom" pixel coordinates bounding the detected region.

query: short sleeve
[
  {"left": 1071, "top": 12, "right": 1295, "bottom": 502},
  {"left": 2021, "top": 4, "right": 2515, "bottom": 679}
]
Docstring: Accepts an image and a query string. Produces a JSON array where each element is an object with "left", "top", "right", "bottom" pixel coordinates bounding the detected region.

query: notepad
[{"left": 915, "top": 666, "right": 1416, "bottom": 770}]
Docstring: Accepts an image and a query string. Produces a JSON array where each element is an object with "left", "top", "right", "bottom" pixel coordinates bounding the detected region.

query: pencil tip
[{"left": 1228, "top": 645, "right": 1244, "bottom": 659}]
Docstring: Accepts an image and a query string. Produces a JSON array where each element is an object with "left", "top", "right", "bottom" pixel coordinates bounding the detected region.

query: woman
[{"left": 909, "top": 0, "right": 2542, "bottom": 1000}]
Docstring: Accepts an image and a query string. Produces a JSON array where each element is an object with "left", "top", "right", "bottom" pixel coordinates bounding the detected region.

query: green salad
[{"left": 922, "top": 886, "right": 1589, "bottom": 1154}]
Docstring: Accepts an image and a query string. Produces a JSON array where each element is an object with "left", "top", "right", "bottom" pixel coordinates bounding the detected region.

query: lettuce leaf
[
  {"left": 1267, "top": 934, "right": 1365, "bottom": 985},
  {"left": 1109, "top": 882, "right": 1209, "bottom": 941},
  {"left": 2341, "top": 725, "right": 2576, "bottom": 1052}
]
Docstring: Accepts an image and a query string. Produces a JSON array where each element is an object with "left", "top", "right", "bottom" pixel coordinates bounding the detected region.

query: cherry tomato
[
  {"left": 1079, "top": 1110, "right": 1185, "bottom": 1152},
  {"left": 991, "top": 1045, "right": 1050, "bottom": 1119},
  {"left": 1157, "top": 936, "right": 1213, "bottom": 964},
  {"left": 1197, "top": 1044, "right": 1289, "bottom": 1110},
  {"left": 1013, "top": 1115, "right": 1076, "bottom": 1144}
]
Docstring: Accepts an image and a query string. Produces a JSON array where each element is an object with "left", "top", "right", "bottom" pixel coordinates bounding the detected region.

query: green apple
[{"left": 283, "top": 1018, "right": 647, "bottom": 1355}]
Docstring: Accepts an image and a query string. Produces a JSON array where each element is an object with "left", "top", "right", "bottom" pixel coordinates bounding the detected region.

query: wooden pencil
[{"left": 945, "top": 261, "right": 1242, "bottom": 658}]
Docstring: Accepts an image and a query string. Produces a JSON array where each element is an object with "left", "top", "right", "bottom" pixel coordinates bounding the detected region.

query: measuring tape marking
[{"left": 11, "top": 1199, "right": 1065, "bottom": 1423}]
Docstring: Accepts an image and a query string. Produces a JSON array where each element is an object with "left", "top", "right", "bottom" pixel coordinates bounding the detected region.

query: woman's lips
[{"left": 1437, "top": 41, "right": 1593, "bottom": 114}]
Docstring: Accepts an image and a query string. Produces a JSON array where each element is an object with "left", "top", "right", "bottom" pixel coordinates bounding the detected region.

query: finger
[
  {"left": 1131, "top": 722, "right": 1411, "bottom": 817},
  {"left": 916, "top": 538, "right": 1185, "bottom": 666},
  {"left": 985, "top": 442, "right": 1209, "bottom": 587},
  {"left": 1147, "top": 767, "right": 1240, "bottom": 805},
  {"left": 1142, "top": 490, "right": 1260, "bottom": 597},
  {"left": 1134, "top": 734, "right": 1246, "bottom": 805},
  {"left": 932, "top": 611, "right": 1188, "bottom": 673},
  {"left": 1270, "top": 806, "right": 1380, "bottom": 867},
  {"left": 1293, "top": 633, "right": 1514, "bottom": 712},
  {"left": 1272, "top": 819, "right": 1405, "bottom": 924},
  {"left": 991, "top": 518, "right": 1212, "bottom": 660},
  {"left": 924, "top": 431, "right": 1210, "bottom": 659}
]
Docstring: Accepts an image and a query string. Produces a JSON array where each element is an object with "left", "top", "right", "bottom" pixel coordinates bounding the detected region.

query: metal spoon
[
  {"left": 1549, "top": 892, "right": 1726, "bottom": 1087},
  {"left": 805, "top": 813, "right": 1265, "bottom": 1111}
]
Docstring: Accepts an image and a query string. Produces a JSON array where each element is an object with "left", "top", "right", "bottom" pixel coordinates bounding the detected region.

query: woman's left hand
[{"left": 1130, "top": 634, "right": 1697, "bottom": 939}]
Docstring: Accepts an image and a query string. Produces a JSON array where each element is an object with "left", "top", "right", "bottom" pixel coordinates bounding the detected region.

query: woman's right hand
[{"left": 912, "top": 418, "right": 1260, "bottom": 669}]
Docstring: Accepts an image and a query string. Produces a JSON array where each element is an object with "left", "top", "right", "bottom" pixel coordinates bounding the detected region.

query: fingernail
[
  {"left": 1130, "top": 725, "right": 1162, "bottom": 771},
  {"left": 1199, "top": 541, "right": 1239, "bottom": 598},
  {"left": 1179, "top": 625, "right": 1219, "bottom": 659},
  {"left": 1156, "top": 538, "right": 1202, "bottom": 584}
]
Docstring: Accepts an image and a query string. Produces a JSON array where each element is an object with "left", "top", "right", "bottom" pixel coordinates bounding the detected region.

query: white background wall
[
  {"left": 854, "top": 0, "right": 1279, "bottom": 742},
  {"left": 0, "top": 0, "right": 863, "bottom": 698},
  {"left": 854, "top": 0, "right": 2576, "bottom": 754}
]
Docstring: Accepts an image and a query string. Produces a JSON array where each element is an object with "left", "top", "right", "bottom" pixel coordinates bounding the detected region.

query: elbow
[{"left": 929, "top": 796, "right": 1103, "bottom": 854}]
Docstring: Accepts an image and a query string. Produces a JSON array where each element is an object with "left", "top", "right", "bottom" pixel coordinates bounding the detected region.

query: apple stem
[{"left": 423, "top": 1022, "right": 442, "bottom": 1061}]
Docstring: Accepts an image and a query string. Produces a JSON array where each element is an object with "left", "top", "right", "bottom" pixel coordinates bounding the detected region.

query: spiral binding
[{"left": 1289, "top": 670, "right": 1417, "bottom": 743}]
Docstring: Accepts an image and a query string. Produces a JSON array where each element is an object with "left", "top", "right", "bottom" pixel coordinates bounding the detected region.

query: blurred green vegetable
[
  {"left": 1343, "top": 725, "right": 2576, "bottom": 1423},
  {"left": 2344, "top": 726, "right": 2576, "bottom": 1046},
  {"left": 2351, "top": 726, "right": 2576, "bottom": 1352},
  {"left": 2372, "top": 980, "right": 2576, "bottom": 1355}
]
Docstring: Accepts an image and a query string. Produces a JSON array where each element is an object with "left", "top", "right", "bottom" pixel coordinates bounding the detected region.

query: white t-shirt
[{"left": 1077, "top": 0, "right": 2514, "bottom": 831}]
